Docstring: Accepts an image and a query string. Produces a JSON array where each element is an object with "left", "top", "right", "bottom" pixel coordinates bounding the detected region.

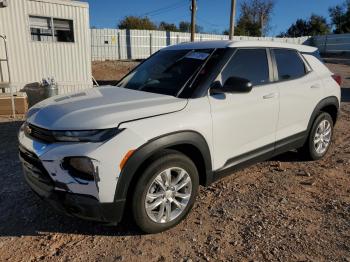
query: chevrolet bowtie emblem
[{"left": 25, "top": 125, "right": 32, "bottom": 135}]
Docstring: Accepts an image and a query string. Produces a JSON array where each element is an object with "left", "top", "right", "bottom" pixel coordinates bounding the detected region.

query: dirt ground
[
  {"left": 0, "top": 60, "right": 350, "bottom": 262},
  {"left": 92, "top": 61, "right": 139, "bottom": 82}
]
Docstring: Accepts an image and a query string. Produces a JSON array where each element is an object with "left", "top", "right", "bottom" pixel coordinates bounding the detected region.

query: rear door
[
  {"left": 208, "top": 48, "right": 279, "bottom": 170},
  {"left": 271, "top": 49, "right": 323, "bottom": 142}
]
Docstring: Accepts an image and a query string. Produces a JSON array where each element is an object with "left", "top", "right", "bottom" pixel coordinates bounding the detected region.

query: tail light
[{"left": 332, "top": 74, "right": 342, "bottom": 86}]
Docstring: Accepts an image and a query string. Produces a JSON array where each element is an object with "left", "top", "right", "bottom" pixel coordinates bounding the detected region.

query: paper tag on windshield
[{"left": 185, "top": 52, "right": 209, "bottom": 60}]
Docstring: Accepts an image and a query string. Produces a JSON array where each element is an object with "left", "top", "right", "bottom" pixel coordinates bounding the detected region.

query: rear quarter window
[{"left": 273, "top": 49, "right": 306, "bottom": 81}]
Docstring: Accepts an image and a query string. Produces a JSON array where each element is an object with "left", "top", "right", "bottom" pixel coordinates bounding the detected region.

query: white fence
[
  {"left": 312, "top": 33, "right": 350, "bottom": 53},
  {"left": 91, "top": 29, "right": 311, "bottom": 61}
]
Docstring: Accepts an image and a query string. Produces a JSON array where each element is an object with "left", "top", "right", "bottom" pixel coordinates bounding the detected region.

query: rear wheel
[
  {"left": 300, "top": 112, "right": 334, "bottom": 160},
  {"left": 131, "top": 150, "right": 199, "bottom": 233}
]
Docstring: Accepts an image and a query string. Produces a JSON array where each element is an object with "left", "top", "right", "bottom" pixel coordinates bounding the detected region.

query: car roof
[{"left": 163, "top": 40, "right": 317, "bottom": 53}]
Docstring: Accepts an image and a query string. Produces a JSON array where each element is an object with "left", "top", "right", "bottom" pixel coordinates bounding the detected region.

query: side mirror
[{"left": 210, "top": 77, "right": 253, "bottom": 94}]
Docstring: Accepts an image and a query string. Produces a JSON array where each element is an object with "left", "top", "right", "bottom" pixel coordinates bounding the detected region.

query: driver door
[{"left": 208, "top": 48, "right": 279, "bottom": 170}]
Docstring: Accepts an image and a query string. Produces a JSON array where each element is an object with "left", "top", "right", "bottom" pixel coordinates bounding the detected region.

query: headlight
[
  {"left": 52, "top": 128, "right": 123, "bottom": 142},
  {"left": 62, "top": 157, "right": 95, "bottom": 182}
]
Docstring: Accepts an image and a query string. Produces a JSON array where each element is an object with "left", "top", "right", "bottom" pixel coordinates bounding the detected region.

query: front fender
[{"left": 114, "top": 130, "right": 213, "bottom": 202}]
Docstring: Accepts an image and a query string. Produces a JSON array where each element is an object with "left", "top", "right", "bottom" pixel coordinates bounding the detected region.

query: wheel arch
[
  {"left": 114, "top": 130, "right": 213, "bottom": 203},
  {"left": 307, "top": 96, "right": 340, "bottom": 133}
]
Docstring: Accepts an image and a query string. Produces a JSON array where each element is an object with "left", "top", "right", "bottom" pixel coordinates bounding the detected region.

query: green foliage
[
  {"left": 159, "top": 22, "right": 178, "bottom": 32},
  {"left": 178, "top": 21, "right": 191, "bottom": 32},
  {"left": 117, "top": 17, "right": 203, "bottom": 33},
  {"left": 230, "top": 0, "right": 275, "bottom": 37},
  {"left": 178, "top": 21, "right": 203, "bottom": 33},
  {"left": 309, "top": 15, "right": 331, "bottom": 35},
  {"left": 279, "top": 15, "right": 330, "bottom": 37},
  {"left": 235, "top": 16, "right": 262, "bottom": 36},
  {"left": 118, "top": 16, "right": 157, "bottom": 30},
  {"left": 329, "top": 0, "right": 350, "bottom": 33}
]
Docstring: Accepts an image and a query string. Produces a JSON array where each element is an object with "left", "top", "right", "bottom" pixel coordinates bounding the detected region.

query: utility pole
[
  {"left": 229, "top": 0, "right": 236, "bottom": 40},
  {"left": 190, "top": 0, "right": 197, "bottom": 42}
]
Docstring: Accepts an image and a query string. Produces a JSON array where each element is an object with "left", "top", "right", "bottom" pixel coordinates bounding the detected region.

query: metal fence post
[
  {"left": 324, "top": 35, "right": 328, "bottom": 54},
  {"left": 117, "top": 32, "right": 121, "bottom": 60},
  {"left": 149, "top": 33, "right": 153, "bottom": 56}
]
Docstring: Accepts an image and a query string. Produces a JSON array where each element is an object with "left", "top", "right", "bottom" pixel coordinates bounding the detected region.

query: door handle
[
  {"left": 310, "top": 84, "right": 321, "bottom": 89},
  {"left": 263, "top": 93, "right": 278, "bottom": 99}
]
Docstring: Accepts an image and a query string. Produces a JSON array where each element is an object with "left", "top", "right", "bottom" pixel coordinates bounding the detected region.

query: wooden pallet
[{"left": 0, "top": 92, "right": 28, "bottom": 115}]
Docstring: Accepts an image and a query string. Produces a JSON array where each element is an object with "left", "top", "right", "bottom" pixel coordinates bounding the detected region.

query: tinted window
[
  {"left": 274, "top": 49, "right": 306, "bottom": 80},
  {"left": 222, "top": 49, "right": 269, "bottom": 86}
]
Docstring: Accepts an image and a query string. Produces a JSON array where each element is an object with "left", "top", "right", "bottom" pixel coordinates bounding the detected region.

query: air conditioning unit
[{"left": 0, "top": 0, "right": 8, "bottom": 8}]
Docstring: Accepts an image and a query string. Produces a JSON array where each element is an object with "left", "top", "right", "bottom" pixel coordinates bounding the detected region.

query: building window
[
  {"left": 29, "top": 16, "right": 53, "bottom": 42},
  {"left": 29, "top": 16, "right": 74, "bottom": 43},
  {"left": 53, "top": 19, "right": 74, "bottom": 42}
]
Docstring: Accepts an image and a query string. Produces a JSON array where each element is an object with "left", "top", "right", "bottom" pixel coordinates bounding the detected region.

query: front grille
[
  {"left": 19, "top": 145, "right": 53, "bottom": 185},
  {"left": 25, "top": 123, "right": 55, "bottom": 143}
]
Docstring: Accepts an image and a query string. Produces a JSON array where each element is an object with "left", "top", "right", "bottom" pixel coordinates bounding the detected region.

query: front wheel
[
  {"left": 131, "top": 150, "right": 199, "bottom": 233},
  {"left": 300, "top": 112, "right": 334, "bottom": 160}
]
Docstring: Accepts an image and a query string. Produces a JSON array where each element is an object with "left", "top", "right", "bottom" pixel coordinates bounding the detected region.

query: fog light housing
[{"left": 62, "top": 157, "right": 95, "bottom": 182}]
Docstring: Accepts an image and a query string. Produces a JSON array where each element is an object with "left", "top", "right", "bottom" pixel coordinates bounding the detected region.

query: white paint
[
  {"left": 91, "top": 28, "right": 312, "bottom": 61},
  {"left": 0, "top": 0, "right": 92, "bottom": 95},
  {"left": 18, "top": 40, "right": 341, "bottom": 206}
]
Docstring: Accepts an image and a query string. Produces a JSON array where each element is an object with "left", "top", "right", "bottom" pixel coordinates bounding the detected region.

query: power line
[
  {"left": 197, "top": 17, "right": 224, "bottom": 28},
  {"left": 138, "top": 1, "right": 188, "bottom": 17},
  {"left": 148, "top": 4, "right": 188, "bottom": 17}
]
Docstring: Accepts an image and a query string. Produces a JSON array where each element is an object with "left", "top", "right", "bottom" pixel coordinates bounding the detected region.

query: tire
[
  {"left": 131, "top": 150, "right": 199, "bottom": 233},
  {"left": 300, "top": 112, "right": 334, "bottom": 160}
]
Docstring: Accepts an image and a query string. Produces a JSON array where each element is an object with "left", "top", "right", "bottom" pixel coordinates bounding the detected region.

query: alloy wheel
[
  {"left": 313, "top": 119, "right": 332, "bottom": 155},
  {"left": 145, "top": 167, "right": 192, "bottom": 223}
]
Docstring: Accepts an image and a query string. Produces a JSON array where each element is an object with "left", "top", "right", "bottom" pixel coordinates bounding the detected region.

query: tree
[
  {"left": 178, "top": 21, "right": 203, "bottom": 33},
  {"left": 159, "top": 22, "right": 178, "bottom": 31},
  {"left": 233, "top": 0, "right": 275, "bottom": 37},
  {"left": 329, "top": 0, "right": 350, "bottom": 33},
  {"left": 279, "top": 15, "right": 330, "bottom": 37},
  {"left": 308, "top": 15, "right": 331, "bottom": 35},
  {"left": 278, "top": 19, "right": 309, "bottom": 37},
  {"left": 179, "top": 21, "right": 191, "bottom": 32},
  {"left": 235, "top": 16, "right": 262, "bottom": 36},
  {"left": 118, "top": 16, "right": 157, "bottom": 30}
]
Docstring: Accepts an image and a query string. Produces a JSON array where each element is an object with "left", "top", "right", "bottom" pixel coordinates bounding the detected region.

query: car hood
[{"left": 26, "top": 86, "right": 188, "bottom": 130}]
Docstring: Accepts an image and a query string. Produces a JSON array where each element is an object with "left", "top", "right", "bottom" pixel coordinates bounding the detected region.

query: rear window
[{"left": 273, "top": 49, "right": 306, "bottom": 81}]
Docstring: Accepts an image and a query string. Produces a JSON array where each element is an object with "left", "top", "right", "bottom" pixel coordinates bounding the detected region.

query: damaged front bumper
[
  {"left": 18, "top": 127, "right": 126, "bottom": 224},
  {"left": 20, "top": 145, "right": 125, "bottom": 224}
]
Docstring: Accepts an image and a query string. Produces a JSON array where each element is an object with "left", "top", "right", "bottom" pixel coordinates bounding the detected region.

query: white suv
[{"left": 18, "top": 41, "right": 341, "bottom": 233}]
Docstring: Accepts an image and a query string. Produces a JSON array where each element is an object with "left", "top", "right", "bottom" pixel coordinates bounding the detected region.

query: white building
[{"left": 0, "top": 0, "right": 92, "bottom": 96}]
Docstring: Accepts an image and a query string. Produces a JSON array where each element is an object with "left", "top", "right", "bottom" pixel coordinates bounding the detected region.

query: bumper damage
[{"left": 20, "top": 145, "right": 125, "bottom": 224}]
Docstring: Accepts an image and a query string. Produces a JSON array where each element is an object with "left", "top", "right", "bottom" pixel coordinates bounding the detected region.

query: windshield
[{"left": 117, "top": 49, "right": 214, "bottom": 97}]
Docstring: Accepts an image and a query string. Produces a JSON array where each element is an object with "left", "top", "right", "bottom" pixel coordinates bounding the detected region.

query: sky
[{"left": 85, "top": 0, "right": 345, "bottom": 36}]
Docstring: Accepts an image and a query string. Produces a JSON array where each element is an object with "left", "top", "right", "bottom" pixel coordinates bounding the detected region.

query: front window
[
  {"left": 117, "top": 49, "right": 215, "bottom": 97},
  {"left": 222, "top": 48, "right": 270, "bottom": 86}
]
